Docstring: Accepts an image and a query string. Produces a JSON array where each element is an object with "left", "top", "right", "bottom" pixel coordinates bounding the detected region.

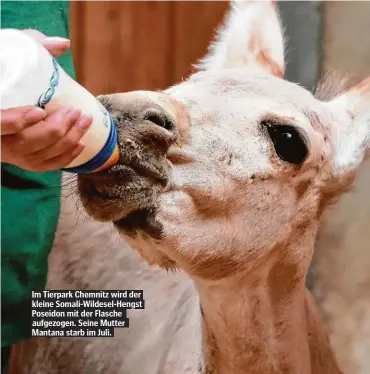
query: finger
[
  {"left": 38, "top": 115, "right": 93, "bottom": 160},
  {"left": 1, "top": 137, "right": 14, "bottom": 164},
  {"left": 10, "top": 108, "right": 81, "bottom": 154},
  {"left": 1, "top": 107, "right": 45, "bottom": 135},
  {"left": 41, "top": 37, "right": 70, "bottom": 58},
  {"left": 22, "top": 29, "right": 47, "bottom": 41},
  {"left": 23, "top": 29, "right": 70, "bottom": 57},
  {"left": 9, "top": 143, "right": 85, "bottom": 173},
  {"left": 40, "top": 143, "right": 85, "bottom": 172}
]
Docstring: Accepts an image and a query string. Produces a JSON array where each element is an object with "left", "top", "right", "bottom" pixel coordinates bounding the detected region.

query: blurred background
[
  {"left": 70, "top": 1, "right": 228, "bottom": 94},
  {"left": 69, "top": 2, "right": 370, "bottom": 373},
  {"left": 69, "top": 1, "right": 370, "bottom": 93}
]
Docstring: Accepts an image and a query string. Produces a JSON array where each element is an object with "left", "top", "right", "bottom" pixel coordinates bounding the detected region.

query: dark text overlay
[{"left": 31, "top": 290, "right": 145, "bottom": 338}]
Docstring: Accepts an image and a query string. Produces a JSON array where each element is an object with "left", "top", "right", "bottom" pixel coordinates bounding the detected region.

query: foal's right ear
[{"left": 196, "top": 0, "right": 285, "bottom": 78}]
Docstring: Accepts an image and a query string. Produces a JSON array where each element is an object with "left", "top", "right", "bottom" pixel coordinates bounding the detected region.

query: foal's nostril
[{"left": 144, "top": 111, "right": 174, "bottom": 131}]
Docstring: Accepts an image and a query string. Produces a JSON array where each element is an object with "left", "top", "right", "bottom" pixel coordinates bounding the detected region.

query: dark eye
[{"left": 262, "top": 121, "right": 308, "bottom": 165}]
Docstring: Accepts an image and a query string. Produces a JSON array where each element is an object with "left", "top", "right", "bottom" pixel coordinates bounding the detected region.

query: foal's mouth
[
  {"left": 77, "top": 154, "right": 171, "bottom": 225},
  {"left": 77, "top": 92, "right": 181, "bottom": 237},
  {"left": 113, "top": 207, "right": 163, "bottom": 240}
]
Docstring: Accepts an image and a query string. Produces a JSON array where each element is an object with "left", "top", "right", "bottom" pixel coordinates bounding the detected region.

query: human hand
[
  {"left": 1, "top": 106, "right": 93, "bottom": 172},
  {"left": 1, "top": 29, "right": 93, "bottom": 172},
  {"left": 22, "top": 28, "right": 71, "bottom": 58}
]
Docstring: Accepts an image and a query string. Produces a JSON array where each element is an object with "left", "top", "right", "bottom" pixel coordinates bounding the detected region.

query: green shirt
[{"left": 1, "top": 1, "right": 75, "bottom": 347}]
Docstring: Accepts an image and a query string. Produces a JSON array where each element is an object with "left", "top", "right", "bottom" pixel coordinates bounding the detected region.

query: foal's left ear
[
  {"left": 325, "top": 77, "right": 370, "bottom": 178},
  {"left": 197, "top": 0, "right": 285, "bottom": 78}
]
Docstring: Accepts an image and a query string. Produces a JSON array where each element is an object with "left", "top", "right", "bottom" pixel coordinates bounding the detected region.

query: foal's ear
[
  {"left": 196, "top": 0, "right": 285, "bottom": 78},
  {"left": 326, "top": 77, "right": 370, "bottom": 179}
]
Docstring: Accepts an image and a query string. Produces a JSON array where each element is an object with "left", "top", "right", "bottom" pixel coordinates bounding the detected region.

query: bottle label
[
  {"left": 97, "top": 101, "right": 110, "bottom": 129},
  {"left": 37, "top": 58, "right": 60, "bottom": 109}
]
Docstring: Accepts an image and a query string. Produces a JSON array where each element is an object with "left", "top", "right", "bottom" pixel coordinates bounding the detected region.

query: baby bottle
[{"left": 0, "top": 28, "right": 119, "bottom": 173}]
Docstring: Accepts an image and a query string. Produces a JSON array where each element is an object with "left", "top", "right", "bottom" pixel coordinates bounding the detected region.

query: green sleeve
[{"left": 1, "top": 1, "right": 75, "bottom": 347}]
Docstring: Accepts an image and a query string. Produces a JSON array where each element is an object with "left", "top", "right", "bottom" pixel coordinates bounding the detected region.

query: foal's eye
[{"left": 262, "top": 121, "right": 308, "bottom": 165}]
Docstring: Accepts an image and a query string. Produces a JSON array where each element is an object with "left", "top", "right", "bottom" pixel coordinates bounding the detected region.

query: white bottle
[{"left": 0, "top": 28, "right": 119, "bottom": 173}]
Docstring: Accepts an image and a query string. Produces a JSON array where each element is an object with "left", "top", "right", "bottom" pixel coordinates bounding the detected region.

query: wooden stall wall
[{"left": 70, "top": 1, "right": 228, "bottom": 95}]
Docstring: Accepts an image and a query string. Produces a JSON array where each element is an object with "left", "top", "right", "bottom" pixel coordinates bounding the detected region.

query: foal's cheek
[
  {"left": 157, "top": 190, "right": 197, "bottom": 225},
  {"left": 156, "top": 191, "right": 201, "bottom": 251}
]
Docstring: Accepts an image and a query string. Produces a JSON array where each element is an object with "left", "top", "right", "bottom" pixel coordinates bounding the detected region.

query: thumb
[
  {"left": 23, "top": 29, "right": 70, "bottom": 58},
  {"left": 41, "top": 37, "right": 70, "bottom": 57}
]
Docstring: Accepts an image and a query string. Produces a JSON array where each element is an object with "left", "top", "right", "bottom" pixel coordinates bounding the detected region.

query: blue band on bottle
[
  {"left": 37, "top": 58, "right": 59, "bottom": 109},
  {"left": 62, "top": 114, "right": 118, "bottom": 174}
]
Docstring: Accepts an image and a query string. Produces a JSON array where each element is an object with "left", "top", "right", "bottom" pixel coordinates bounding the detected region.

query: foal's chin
[{"left": 78, "top": 170, "right": 166, "bottom": 241}]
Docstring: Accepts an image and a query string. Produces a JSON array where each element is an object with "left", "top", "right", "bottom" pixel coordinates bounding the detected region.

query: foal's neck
[{"left": 195, "top": 248, "right": 342, "bottom": 374}]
